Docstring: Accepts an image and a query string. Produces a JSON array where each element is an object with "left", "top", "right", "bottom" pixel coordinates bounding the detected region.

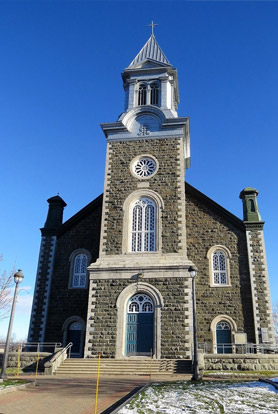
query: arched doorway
[
  {"left": 63, "top": 317, "right": 85, "bottom": 358},
  {"left": 68, "top": 322, "right": 82, "bottom": 357},
  {"left": 216, "top": 321, "right": 232, "bottom": 354},
  {"left": 126, "top": 293, "right": 154, "bottom": 356}
]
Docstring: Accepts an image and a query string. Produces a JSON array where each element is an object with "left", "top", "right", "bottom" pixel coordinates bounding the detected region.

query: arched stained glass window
[
  {"left": 131, "top": 198, "right": 156, "bottom": 252},
  {"left": 150, "top": 83, "right": 159, "bottom": 105},
  {"left": 72, "top": 254, "right": 87, "bottom": 288},
  {"left": 212, "top": 250, "right": 227, "bottom": 285},
  {"left": 138, "top": 84, "right": 147, "bottom": 106}
]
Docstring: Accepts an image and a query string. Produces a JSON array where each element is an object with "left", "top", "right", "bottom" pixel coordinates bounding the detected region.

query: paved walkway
[{"left": 0, "top": 374, "right": 191, "bottom": 414}]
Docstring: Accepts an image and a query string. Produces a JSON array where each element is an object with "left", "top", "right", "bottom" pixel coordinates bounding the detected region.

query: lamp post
[
  {"left": 189, "top": 265, "right": 200, "bottom": 381},
  {"left": 0, "top": 269, "right": 24, "bottom": 380}
]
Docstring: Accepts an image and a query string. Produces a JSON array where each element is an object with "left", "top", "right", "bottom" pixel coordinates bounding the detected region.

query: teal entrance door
[
  {"left": 216, "top": 321, "right": 232, "bottom": 354},
  {"left": 126, "top": 294, "right": 154, "bottom": 356}
]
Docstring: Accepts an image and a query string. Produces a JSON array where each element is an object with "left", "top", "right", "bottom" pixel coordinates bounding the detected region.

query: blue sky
[{"left": 1, "top": 0, "right": 278, "bottom": 340}]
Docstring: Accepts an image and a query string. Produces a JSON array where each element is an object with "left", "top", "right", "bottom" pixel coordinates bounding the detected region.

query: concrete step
[{"left": 56, "top": 359, "right": 192, "bottom": 376}]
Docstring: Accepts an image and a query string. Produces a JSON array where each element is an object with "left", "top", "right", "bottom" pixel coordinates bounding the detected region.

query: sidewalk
[{"left": 0, "top": 374, "right": 190, "bottom": 414}]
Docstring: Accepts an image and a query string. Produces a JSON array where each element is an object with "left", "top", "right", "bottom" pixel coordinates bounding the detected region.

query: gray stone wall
[
  {"left": 43, "top": 202, "right": 102, "bottom": 345},
  {"left": 0, "top": 352, "right": 51, "bottom": 371},
  {"left": 102, "top": 138, "right": 183, "bottom": 255},
  {"left": 205, "top": 354, "right": 278, "bottom": 371},
  {"left": 185, "top": 186, "right": 256, "bottom": 345},
  {"left": 87, "top": 277, "right": 191, "bottom": 359}
]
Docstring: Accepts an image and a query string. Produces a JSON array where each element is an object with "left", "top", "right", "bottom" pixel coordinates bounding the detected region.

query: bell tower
[{"left": 85, "top": 33, "right": 195, "bottom": 360}]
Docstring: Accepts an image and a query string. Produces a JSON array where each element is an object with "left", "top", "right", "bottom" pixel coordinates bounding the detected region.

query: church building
[{"left": 28, "top": 33, "right": 275, "bottom": 360}]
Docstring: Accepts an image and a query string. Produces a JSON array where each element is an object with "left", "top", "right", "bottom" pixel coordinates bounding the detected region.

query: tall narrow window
[
  {"left": 212, "top": 250, "right": 227, "bottom": 285},
  {"left": 150, "top": 83, "right": 159, "bottom": 105},
  {"left": 72, "top": 254, "right": 87, "bottom": 288},
  {"left": 131, "top": 198, "right": 156, "bottom": 252},
  {"left": 138, "top": 84, "right": 147, "bottom": 106}
]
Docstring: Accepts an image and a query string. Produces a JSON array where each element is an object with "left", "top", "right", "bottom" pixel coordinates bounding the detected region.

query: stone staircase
[{"left": 55, "top": 358, "right": 192, "bottom": 376}]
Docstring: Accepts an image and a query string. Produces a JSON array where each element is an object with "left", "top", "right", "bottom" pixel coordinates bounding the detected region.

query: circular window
[{"left": 132, "top": 157, "right": 157, "bottom": 178}]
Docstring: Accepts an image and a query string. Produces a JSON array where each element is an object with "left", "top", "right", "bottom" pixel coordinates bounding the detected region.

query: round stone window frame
[{"left": 130, "top": 154, "right": 159, "bottom": 180}]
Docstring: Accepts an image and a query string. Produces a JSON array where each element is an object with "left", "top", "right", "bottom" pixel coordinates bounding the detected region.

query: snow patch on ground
[{"left": 119, "top": 380, "right": 278, "bottom": 414}]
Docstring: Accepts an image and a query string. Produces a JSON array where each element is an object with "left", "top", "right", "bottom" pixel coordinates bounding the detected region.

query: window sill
[
  {"left": 68, "top": 286, "right": 87, "bottom": 290},
  {"left": 124, "top": 251, "right": 160, "bottom": 255},
  {"left": 210, "top": 284, "right": 232, "bottom": 288}
]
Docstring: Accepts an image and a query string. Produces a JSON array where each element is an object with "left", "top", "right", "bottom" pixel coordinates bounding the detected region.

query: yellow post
[
  {"left": 35, "top": 344, "right": 40, "bottom": 386},
  {"left": 150, "top": 348, "right": 152, "bottom": 382},
  {"left": 94, "top": 352, "right": 101, "bottom": 414},
  {"left": 17, "top": 344, "right": 21, "bottom": 378}
]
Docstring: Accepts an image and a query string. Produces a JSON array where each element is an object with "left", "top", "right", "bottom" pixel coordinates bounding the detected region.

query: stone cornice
[{"left": 244, "top": 221, "right": 265, "bottom": 230}]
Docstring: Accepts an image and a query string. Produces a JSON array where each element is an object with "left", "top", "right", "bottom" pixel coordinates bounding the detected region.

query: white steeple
[{"left": 121, "top": 34, "right": 180, "bottom": 118}]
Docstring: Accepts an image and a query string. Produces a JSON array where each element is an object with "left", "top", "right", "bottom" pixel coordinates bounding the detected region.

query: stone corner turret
[
  {"left": 42, "top": 195, "right": 67, "bottom": 235},
  {"left": 239, "top": 187, "right": 262, "bottom": 223}
]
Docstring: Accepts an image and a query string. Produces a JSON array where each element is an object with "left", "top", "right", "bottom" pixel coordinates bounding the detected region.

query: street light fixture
[
  {"left": 189, "top": 265, "right": 200, "bottom": 381},
  {"left": 0, "top": 269, "right": 24, "bottom": 380}
]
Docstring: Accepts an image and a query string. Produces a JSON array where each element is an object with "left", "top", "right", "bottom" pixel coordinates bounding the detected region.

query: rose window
[{"left": 133, "top": 157, "right": 156, "bottom": 178}]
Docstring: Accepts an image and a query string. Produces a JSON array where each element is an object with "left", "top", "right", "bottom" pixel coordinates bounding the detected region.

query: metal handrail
[
  {"left": 0, "top": 342, "right": 62, "bottom": 353},
  {"left": 44, "top": 342, "right": 73, "bottom": 375},
  {"left": 198, "top": 342, "right": 278, "bottom": 354},
  {"left": 48, "top": 342, "right": 73, "bottom": 363}
]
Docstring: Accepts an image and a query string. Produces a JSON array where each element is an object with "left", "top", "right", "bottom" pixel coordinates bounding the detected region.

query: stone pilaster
[
  {"left": 27, "top": 235, "right": 57, "bottom": 343},
  {"left": 245, "top": 224, "right": 275, "bottom": 344},
  {"left": 240, "top": 188, "right": 275, "bottom": 345},
  {"left": 28, "top": 196, "right": 66, "bottom": 344}
]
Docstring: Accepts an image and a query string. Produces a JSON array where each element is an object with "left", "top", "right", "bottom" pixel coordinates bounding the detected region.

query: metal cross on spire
[{"left": 147, "top": 21, "right": 158, "bottom": 35}]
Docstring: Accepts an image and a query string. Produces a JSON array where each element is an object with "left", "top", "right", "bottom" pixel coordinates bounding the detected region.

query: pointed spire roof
[{"left": 128, "top": 34, "right": 171, "bottom": 68}]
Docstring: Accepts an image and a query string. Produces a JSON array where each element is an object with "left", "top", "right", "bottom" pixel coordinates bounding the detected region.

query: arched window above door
[
  {"left": 128, "top": 294, "right": 154, "bottom": 313},
  {"left": 131, "top": 198, "right": 156, "bottom": 252},
  {"left": 122, "top": 189, "right": 164, "bottom": 255}
]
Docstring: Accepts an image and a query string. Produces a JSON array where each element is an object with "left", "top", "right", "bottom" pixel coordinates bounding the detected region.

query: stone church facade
[{"left": 28, "top": 34, "right": 275, "bottom": 359}]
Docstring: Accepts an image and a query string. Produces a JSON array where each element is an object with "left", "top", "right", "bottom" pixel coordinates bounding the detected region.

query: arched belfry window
[
  {"left": 138, "top": 84, "right": 147, "bottom": 106},
  {"left": 150, "top": 83, "right": 159, "bottom": 106},
  {"left": 73, "top": 254, "right": 87, "bottom": 288},
  {"left": 131, "top": 198, "right": 156, "bottom": 252}
]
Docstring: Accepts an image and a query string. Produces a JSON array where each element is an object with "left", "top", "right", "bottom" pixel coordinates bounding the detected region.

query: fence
[{"left": 198, "top": 342, "right": 278, "bottom": 354}]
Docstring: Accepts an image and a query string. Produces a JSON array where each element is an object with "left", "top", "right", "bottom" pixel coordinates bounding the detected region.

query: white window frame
[
  {"left": 131, "top": 198, "right": 156, "bottom": 252},
  {"left": 150, "top": 82, "right": 159, "bottom": 106},
  {"left": 136, "top": 81, "right": 160, "bottom": 106},
  {"left": 68, "top": 249, "right": 91, "bottom": 289},
  {"left": 122, "top": 189, "right": 164, "bottom": 255},
  {"left": 207, "top": 245, "right": 231, "bottom": 287}
]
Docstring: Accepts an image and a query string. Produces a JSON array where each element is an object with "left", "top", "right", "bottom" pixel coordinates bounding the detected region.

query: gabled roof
[
  {"left": 56, "top": 194, "right": 103, "bottom": 236},
  {"left": 128, "top": 34, "right": 171, "bottom": 68},
  {"left": 185, "top": 182, "right": 244, "bottom": 230},
  {"left": 50, "top": 183, "right": 244, "bottom": 237}
]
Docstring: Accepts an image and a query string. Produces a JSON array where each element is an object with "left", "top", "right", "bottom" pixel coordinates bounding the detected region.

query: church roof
[
  {"left": 55, "top": 183, "right": 244, "bottom": 237},
  {"left": 128, "top": 34, "right": 171, "bottom": 68}
]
